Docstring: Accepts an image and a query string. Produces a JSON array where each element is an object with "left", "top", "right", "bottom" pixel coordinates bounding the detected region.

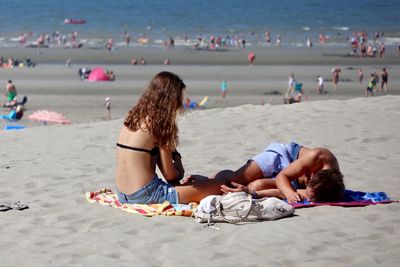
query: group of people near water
[
  {"left": 114, "top": 71, "right": 345, "bottom": 206},
  {"left": 284, "top": 65, "right": 389, "bottom": 104}
]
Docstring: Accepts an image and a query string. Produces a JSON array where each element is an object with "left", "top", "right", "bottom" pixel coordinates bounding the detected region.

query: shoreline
[{"left": 1, "top": 46, "right": 399, "bottom": 66}]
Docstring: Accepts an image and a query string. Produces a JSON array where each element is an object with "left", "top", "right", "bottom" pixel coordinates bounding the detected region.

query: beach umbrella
[
  {"left": 28, "top": 110, "right": 71, "bottom": 124},
  {"left": 87, "top": 67, "right": 112, "bottom": 82}
]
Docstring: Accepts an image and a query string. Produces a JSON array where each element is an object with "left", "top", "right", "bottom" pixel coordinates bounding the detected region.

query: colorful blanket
[
  {"left": 86, "top": 188, "right": 197, "bottom": 217},
  {"left": 291, "top": 190, "right": 397, "bottom": 208}
]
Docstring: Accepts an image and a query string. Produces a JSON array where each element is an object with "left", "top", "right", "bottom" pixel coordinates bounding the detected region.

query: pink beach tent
[
  {"left": 28, "top": 110, "right": 71, "bottom": 124},
  {"left": 87, "top": 67, "right": 112, "bottom": 82}
]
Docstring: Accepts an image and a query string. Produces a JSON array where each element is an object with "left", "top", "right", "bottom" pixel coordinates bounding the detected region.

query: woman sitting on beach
[{"left": 115, "top": 71, "right": 225, "bottom": 204}]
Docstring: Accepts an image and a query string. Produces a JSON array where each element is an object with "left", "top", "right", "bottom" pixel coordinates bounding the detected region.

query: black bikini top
[{"left": 116, "top": 143, "right": 159, "bottom": 156}]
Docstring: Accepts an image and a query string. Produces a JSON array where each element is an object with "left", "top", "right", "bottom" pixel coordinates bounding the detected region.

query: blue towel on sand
[{"left": 290, "top": 190, "right": 396, "bottom": 208}]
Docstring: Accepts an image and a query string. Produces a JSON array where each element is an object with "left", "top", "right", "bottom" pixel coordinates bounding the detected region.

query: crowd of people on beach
[
  {"left": 348, "top": 31, "right": 386, "bottom": 58},
  {"left": 0, "top": 56, "right": 36, "bottom": 68}
]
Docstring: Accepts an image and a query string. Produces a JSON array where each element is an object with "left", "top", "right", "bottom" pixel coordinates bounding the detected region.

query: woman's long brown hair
[{"left": 124, "top": 71, "right": 185, "bottom": 150}]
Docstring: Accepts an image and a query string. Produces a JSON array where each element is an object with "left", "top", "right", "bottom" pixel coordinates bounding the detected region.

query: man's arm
[{"left": 276, "top": 149, "right": 322, "bottom": 203}]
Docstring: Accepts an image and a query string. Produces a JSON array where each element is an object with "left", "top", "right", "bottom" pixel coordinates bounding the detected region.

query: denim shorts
[
  {"left": 117, "top": 176, "right": 179, "bottom": 204},
  {"left": 251, "top": 142, "right": 302, "bottom": 178}
]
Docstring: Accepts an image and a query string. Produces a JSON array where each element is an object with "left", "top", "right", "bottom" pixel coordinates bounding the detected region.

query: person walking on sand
[
  {"left": 104, "top": 97, "right": 111, "bottom": 120},
  {"left": 317, "top": 75, "right": 324, "bottom": 94},
  {"left": 5, "top": 80, "right": 17, "bottom": 103},
  {"left": 365, "top": 73, "right": 376, "bottom": 97},
  {"left": 285, "top": 73, "right": 296, "bottom": 97},
  {"left": 358, "top": 68, "right": 364, "bottom": 83},
  {"left": 380, "top": 68, "right": 388, "bottom": 93},
  {"left": 220, "top": 79, "right": 228, "bottom": 98},
  {"left": 332, "top": 67, "right": 340, "bottom": 90},
  {"left": 115, "top": 71, "right": 230, "bottom": 204}
]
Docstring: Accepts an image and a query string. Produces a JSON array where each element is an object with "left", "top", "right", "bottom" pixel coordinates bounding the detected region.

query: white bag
[{"left": 195, "top": 192, "right": 295, "bottom": 224}]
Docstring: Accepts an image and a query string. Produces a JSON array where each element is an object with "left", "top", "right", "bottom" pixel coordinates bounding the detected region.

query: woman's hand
[
  {"left": 172, "top": 150, "right": 184, "bottom": 180},
  {"left": 221, "top": 182, "right": 250, "bottom": 194}
]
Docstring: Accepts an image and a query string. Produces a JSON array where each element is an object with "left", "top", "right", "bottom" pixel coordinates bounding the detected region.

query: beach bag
[{"left": 194, "top": 192, "right": 295, "bottom": 225}]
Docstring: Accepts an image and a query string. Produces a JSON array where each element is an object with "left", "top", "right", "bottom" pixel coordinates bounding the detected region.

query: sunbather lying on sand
[{"left": 183, "top": 142, "right": 345, "bottom": 203}]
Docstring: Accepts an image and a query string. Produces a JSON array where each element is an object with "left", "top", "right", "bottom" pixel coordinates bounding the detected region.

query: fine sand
[
  {"left": 0, "top": 45, "right": 399, "bottom": 266},
  {"left": 1, "top": 95, "right": 399, "bottom": 266}
]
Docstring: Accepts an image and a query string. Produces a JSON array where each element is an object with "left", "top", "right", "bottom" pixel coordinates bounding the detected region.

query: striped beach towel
[{"left": 86, "top": 188, "right": 197, "bottom": 217}]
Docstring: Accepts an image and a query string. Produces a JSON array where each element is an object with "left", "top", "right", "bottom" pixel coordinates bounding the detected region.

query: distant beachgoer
[
  {"left": 319, "top": 33, "right": 326, "bottom": 44},
  {"left": 380, "top": 68, "right": 388, "bottom": 93},
  {"left": 379, "top": 43, "right": 385, "bottom": 58},
  {"left": 285, "top": 73, "right": 296, "bottom": 97},
  {"left": 265, "top": 31, "right": 271, "bottom": 43},
  {"left": 66, "top": 59, "right": 72, "bottom": 68},
  {"left": 106, "top": 70, "right": 116, "bottom": 81},
  {"left": 5, "top": 80, "right": 17, "bottom": 102},
  {"left": 124, "top": 32, "right": 130, "bottom": 46},
  {"left": 374, "top": 72, "right": 379, "bottom": 91},
  {"left": 164, "top": 59, "right": 170, "bottom": 65},
  {"left": 276, "top": 35, "right": 281, "bottom": 47},
  {"left": 358, "top": 68, "right": 364, "bottom": 83},
  {"left": 104, "top": 97, "right": 111, "bottom": 119},
  {"left": 247, "top": 52, "right": 256, "bottom": 65},
  {"left": 220, "top": 79, "right": 228, "bottom": 98},
  {"left": 360, "top": 43, "right": 367, "bottom": 57},
  {"left": 106, "top": 37, "right": 113, "bottom": 51},
  {"left": 140, "top": 58, "right": 147, "bottom": 65},
  {"left": 365, "top": 73, "right": 376, "bottom": 97},
  {"left": 317, "top": 75, "right": 324, "bottom": 94},
  {"left": 332, "top": 68, "right": 340, "bottom": 90},
  {"left": 306, "top": 37, "right": 313, "bottom": 48},
  {"left": 131, "top": 58, "right": 137, "bottom": 65}
]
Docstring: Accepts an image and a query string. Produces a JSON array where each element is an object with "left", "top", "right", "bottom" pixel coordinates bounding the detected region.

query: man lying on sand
[{"left": 184, "top": 142, "right": 345, "bottom": 203}]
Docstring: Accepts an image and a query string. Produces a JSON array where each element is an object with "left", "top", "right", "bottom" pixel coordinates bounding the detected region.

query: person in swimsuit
[
  {"left": 332, "top": 68, "right": 340, "bottom": 90},
  {"left": 115, "top": 71, "right": 228, "bottom": 205},
  {"left": 365, "top": 73, "right": 376, "bottom": 97},
  {"left": 380, "top": 68, "right": 388, "bottom": 93},
  {"left": 5, "top": 80, "right": 17, "bottom": 103},
  {"left": 184, "top": 142, "right": 345, "bottom": 203}
]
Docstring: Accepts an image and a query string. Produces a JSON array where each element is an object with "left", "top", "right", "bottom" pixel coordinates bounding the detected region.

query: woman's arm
[{"left": 157, "top": 148, "right": 184, "bottom": 184}]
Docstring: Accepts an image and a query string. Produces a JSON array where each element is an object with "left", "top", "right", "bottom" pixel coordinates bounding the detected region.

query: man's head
[{"left": 306, "top": 169, "right": 345, "bottom": 202}]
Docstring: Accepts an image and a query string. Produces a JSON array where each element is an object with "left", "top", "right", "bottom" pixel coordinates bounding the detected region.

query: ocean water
[{"left": 0, "top": 0, "right": 399, "bottom": 47}]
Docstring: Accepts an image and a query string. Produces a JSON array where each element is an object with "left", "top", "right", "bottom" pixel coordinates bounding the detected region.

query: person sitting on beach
[
  {"left": 184, "top": 142, "right": 345, "bottom": 203},
  {"left": 106, "top": 70, "right": 116, "bottom": 81},
  {"left": 115, "top": 71, "right": 228, "bottom": 204},
  {"left": 0, "top": 105, "right": 24, "bottom": 121}
]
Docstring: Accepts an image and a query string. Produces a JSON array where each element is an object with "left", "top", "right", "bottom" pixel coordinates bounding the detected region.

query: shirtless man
[
  {"left": 5, "top": 80, "right": 17, "bottom": 103},
  {"left": 211, "top": 142, "right": 344, "bottom": 203}
]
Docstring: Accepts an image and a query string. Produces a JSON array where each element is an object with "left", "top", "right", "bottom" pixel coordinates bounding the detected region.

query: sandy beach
[{"left": 1, "top": 45, "right": 400, "bottom": 266}]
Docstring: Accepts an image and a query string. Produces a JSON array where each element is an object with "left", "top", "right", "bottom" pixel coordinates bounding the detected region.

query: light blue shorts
[
  {"left": 117, "top": 175, "right": 179, "bottom": 204},
  {"left": 251, "top": 142, "right": 302, "bottom": 179}
]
